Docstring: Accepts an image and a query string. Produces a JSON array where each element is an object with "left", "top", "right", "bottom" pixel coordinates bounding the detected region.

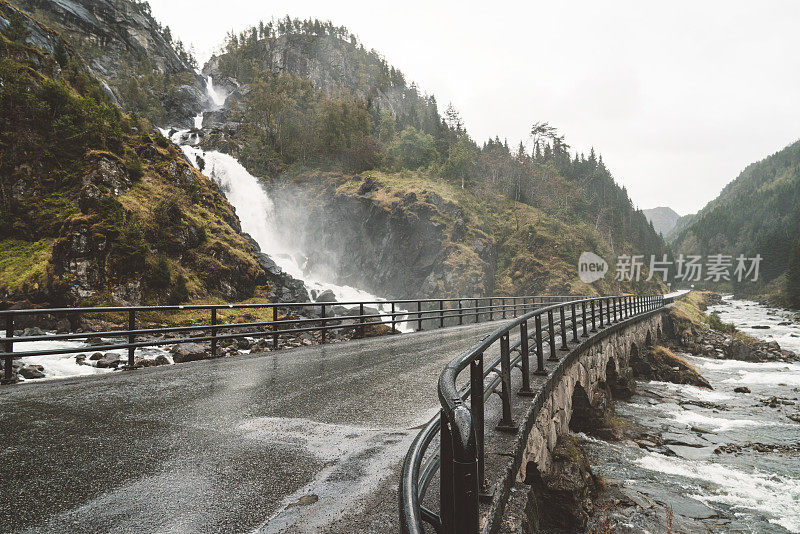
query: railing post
[
  {"left": 496, "top": 332, "right": 516, "bottom": 431},
  {"left": 547, "top": 309, "right": 558, "bottom": 361},
  {"left": 598, "top": 299, "right": 604, "bottom": 328},
  {"left": 360, "top": 303, "right": 366, "bottom": 338},
  {"left": 3, "top": 314, "right": 14, "bottom": 383},
  {"left": 571, "top": 303, "right": 578, "bottom": 342},
  {"left": 210, "top": 308, "right": 218, "bottom": 357},
  {"left": 534, "top": 314, "right": 546, "bottom": 375},
  {"left": 518, "top": 320, "right": 533, "bottom": 395},
  {"left": 440, "top": 300, "right": 445, "bottom": 328},
  {"left": 581, "top": 301, "right": 588, "bottom": 337},
  {"left": 475, "top": 300, "right": 479, "bottom": 323},
  {"left": 513, "top": 297, "right": 518, "bottom": 318},
  {"left": 458, "top": 300, "right": 463, "bottom": 325},
  {"left": 440, "top": 412, "right": 455, "bottom": 534},
  {"left": 471, "top": 354, "right": 488, "bottom": 499},
  {"left": 128, "top": 310, "right": 136, "bottom": 368},
  {"left": 320, "top": 304, "right": 326, "bottom": 344},
  {"left": 606, "top": 297, "right": 612, "bottom": 325},
  {"left": 502, "top": 298, "right": 506, "bottom": 319},
  {"left": 272, "top": 305, "right": 279, "bottom": 349},
  {"left": 590, "top": 300, "right": 597, "bottom": 332},
  {"left": 417, "top": 301, "right": 423, "bottom": 331},
  {"left": 559, "top": 306, "right": 568, "bottom": 351},
  {"left": 489, "top": 297, "right": 493, "bottom": 321},
  {"left": 391, "top": 302, "right": 396, "bottom": 333}
]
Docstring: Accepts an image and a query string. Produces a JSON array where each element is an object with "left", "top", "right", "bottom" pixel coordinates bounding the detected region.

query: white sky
[{"left": 148, "top": 0, "right": 800, "bottom": 215}]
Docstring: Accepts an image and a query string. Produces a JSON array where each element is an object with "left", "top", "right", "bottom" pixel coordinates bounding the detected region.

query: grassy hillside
[
  {"left": 0, "top": 2, "right": 266, "bottom": 306},
  {"left": 672, "top": 139, "right": 800, "bottom": 306}
]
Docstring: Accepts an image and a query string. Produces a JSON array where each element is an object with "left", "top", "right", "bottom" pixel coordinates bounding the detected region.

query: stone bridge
[{"left": 518, "top": 309, "right": 665, "bottom": 480}]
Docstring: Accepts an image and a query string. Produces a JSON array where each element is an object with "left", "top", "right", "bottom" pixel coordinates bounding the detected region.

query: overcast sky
[{"left": 149, "top": 0, "right": 800, "bottom": 215}]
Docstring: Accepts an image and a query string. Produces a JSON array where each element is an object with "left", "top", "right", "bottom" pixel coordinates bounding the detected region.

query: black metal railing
[
  {"left": 0, "top": 295, "right": 582, "bottom": 382},
  {"left": 399, "top": 294, "right": 670, "bottom": 534}
]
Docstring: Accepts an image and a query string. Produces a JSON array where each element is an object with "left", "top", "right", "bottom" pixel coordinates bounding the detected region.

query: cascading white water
[
  {"left": 205, "top": 75, "right": 226, "bottom": 107},
  {"left": 178, "top": 77, "right": 407, "bottom": 320},
  {"left": 180, "top": 146, "right": 383, "bottom": 303}
]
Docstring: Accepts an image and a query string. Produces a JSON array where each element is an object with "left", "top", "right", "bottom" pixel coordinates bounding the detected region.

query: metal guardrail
[
  {"left": 399, "top": 294, "right": 668, "bottom": 534},
  {"left": 0, "top": 295, "right": 582, "bottom": 382}
]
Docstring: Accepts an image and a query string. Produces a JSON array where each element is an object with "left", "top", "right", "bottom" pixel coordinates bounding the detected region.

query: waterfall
[
  {"left": 205, "top": 75, "right": 226, "bottom": 108},
  {"left": 173, "top": 77, "right": 399, "bottom": 309}
]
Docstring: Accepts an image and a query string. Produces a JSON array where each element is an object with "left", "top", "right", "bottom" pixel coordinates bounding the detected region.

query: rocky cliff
[
  {"left": 265, "top": 171, "right": 665, "bottom": 300},
  {"left": 268, "top": 176, "right": 495, "bottom": 299},
  {"left": 0, "top": 2, "right": 301, "bottom": 306},
  {"left": 13, "top": 0, "right": 207, "bottom": 126}
]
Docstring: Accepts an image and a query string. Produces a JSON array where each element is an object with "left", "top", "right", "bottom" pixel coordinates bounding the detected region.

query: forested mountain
[
  {"left": 1, "top": 2, "right": 668, "bottom": 306},
  {"left": 643, "top": 206, "right": 680, "bottom": 236},
  {"left": 13, "top": 0, "right": 207, "bottom": 126},
  {"left": 673, "top": 139, "right": 800, "bottom": 306},
  {"left": 199, "top": 17, "right": 666, "bottom": 270},
  {"left": 0, "top": 1, "right": 280, "bottom": 306},
  {"left": 664, "top": 212, "right": 696, "bottom": 241}
]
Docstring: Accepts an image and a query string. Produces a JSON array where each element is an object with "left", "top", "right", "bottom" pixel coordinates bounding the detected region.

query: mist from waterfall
[{"left": 176, "top": 77, "right": 394, "bottom": 306}]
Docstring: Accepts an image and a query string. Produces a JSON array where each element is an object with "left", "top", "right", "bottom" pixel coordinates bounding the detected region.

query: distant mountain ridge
[
  {"left": 665, "top": 212, "right": 696, "bottom": 241},
  {"left": 642, "top": 206, "right": 681, "bottom": 236},
  {"left": 672, "top": 139, "right": 800, "bottom": 304}
]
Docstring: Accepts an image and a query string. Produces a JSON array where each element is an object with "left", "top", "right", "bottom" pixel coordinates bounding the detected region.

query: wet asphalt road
[{"left": 0, "top": 321, "right": 506, "bottom": 533}]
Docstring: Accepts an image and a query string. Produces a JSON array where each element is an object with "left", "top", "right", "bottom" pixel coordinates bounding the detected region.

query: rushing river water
[{"left": 581, "top": 297, "right": 800, "bottom": 532}]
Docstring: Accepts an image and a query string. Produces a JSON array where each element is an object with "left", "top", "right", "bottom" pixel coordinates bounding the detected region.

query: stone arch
[
  {"left": 568, "top": 383, "right": 602, "bottom": 433},
  {"left": 630, "top": 342, "right": 640, "bottom": 362},
  {"left": 604, "top": 357, "right": 619, "bottom": 391},
  {"left": 645, "top": 330, "right": 653, "bottom": 347}
]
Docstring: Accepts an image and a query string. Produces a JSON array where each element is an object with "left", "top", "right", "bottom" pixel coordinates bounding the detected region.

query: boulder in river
[
  {"left": 632, "top": 345, "right": 712, "bottom": 389},
  {"left": 170, "top": 343, "right": 209, "bottom": 363},
  {"left": 19, "top": 365, "right": 45, "bottom": 379},
  {"left": 315, "top": 290, "right": 337, "bottom": 303},
  {"left": 733, "top": 386, "right": 751, "bottom": 393},
  {"left": 95, "top": 353, "right": 123, "bottom": 369}
]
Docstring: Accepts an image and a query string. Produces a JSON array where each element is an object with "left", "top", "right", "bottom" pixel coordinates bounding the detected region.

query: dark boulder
[
  {"left": 19, "top": 365, "right": 45, "bottom": 379},
  {"left": 315, "top": 290, "right": 337, "bottom": 303},
  {"left": 170, "top": 343, "right": 209, "bottom": 363}
]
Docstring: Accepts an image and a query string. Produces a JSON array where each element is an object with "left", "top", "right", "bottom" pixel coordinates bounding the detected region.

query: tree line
[{"left": 213, "top": 17, "right": 665, "bottom": 260}]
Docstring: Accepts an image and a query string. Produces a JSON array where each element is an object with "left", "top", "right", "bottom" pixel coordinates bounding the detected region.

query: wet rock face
[
  {"left": 523, "top": 436, "right": 598, "bottom": 533},
  {"left": 267, "top": 183, "right": 494, "bottom": 299},
  {"left": 631, "top": 345, "right": 712, "bottom": 389},
  {"left": 51, "top": 224, "right": 109, "bottom": 300},
  {"left": 82, "top": 156, "right": 131, "bottom": 195},
  {"left": 14, "top": 0, "right": 208, "bottom": 125}
]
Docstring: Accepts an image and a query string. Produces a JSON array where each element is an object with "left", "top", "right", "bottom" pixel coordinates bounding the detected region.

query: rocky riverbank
[{"left": 574, "top": 294, "right": 800, "bottom": 533}]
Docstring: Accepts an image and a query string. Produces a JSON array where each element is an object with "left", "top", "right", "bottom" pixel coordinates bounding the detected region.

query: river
[{"left": 580, "top": 296, "right": 800, "bottom": 532}]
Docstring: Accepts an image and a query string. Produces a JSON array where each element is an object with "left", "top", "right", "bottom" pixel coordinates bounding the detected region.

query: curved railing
[
  {"left": 399, "top": 294, "right": 668, "bottom": 534},
  {"left": 0, "top": 295, "right": 579, "bottom": 383}
]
